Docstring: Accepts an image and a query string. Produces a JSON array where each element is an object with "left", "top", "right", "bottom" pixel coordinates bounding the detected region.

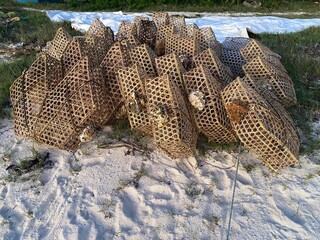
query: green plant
[
  {"left": 116, "top": 167, "right": 147, "bottom": 190},
  {"left": 305, "top": 173, "right": 315, "bottom": 180},
  {"left": 243, "top": 164, "right": 256, "bottom": 173},
  {"left": 0, "top": 9, "right": 80, "bottom": 44},
  {"left": 261, "top": 27, "right": 320, "bottom": 154},
  {"left": 100, "top": 199, "right": 117, "bottom": 218},
  {"left": 185, "top": 181, "right": 204, "bottom": 197},
  {"left": 0, "top": 54, "right": 36, "bottom": 117},
  {"left": 0, "top": 9, "right": 82, "bottom": 116}
]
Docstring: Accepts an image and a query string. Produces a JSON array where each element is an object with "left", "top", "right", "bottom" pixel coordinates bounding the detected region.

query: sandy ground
[{"left": 0, "top": 117, "right": 319, "bottom": 240}]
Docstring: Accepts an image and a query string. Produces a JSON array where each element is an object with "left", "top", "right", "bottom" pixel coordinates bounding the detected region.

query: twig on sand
[{"left": 97, "top": 140, "right": 146, "bottom": 153}]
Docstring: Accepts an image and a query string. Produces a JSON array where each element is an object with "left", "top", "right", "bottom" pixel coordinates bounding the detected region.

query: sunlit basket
[
  {"left": 34, "top": 57, "right": 113, "bottom": 150},
  {"left": 47, "top": 27, "right": 71, "bottom": 61},
  {"left": 129, "top": 44, "right": 157, "bottom": 77},
  {"left": 155, "top": 53, "right": 186, "bottom": 92},
  {"left": 193, "top": 48, "right": 233, "bottom": 87},
  {"left": 117, "top": 64, "right": 152, "bottom": 135},
  {"left": 183, "top": 65, "right": 237, "bottom": 143},
  {"left": 84, "top": 18, "right": 114, "bottom": 65},
  {"left": 243, "top": 56, "right": 297, "bottom": 107},
  {"left": 146, "top": 74, "right": 197, "bottom": 158},
  {"left": 221, "top": 78, "right": 299, "bottom": 171}
]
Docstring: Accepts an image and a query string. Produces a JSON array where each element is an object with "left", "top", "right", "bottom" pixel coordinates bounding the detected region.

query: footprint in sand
[
  {"left": 211, "top": 170, "right": 231, "bottom": 191},
  {"left": 118, "top": 187, "right": 152, "bottom": 224},
  {"left": 0, "top": 205, "right": 25, "bottom": 239},
  {"left": 272, "top": 192, "right": 306, "bottom": 226},
  {"left": 0, "top": 185, "right": 8, "bottom": 200}
]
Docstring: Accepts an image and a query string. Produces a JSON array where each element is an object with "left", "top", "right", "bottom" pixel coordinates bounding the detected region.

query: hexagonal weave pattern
[
  {"left": 10, "top": 54, "right": 63, "bottom": 138},
  {"left": 152, "top": 12, "right": 169, "bottom": 27},
  {"left": 168, "top": 15, "right": 186, "bottom": 33},
  {"left": 100, "top": 42, "right": 132, "bottom": 116},
  {"left": 130, "top": 44, "right": 157, "bottom": 77},
  {"left": 117, "top": 64, "right": 152, "bottom": 135},
  {"left": 193, "top": 48, "right": 233, "bottom": 87},
  {"left": 243, "top": 56, "right": 297, "bottom": 107},
  {"left": 117, "top": 21, "right": 137, "bottom": 41},
  {"left": 136, "top": 20, "right": 157, "bottom": 49},
  {"left": 85, "top": 18, "right": 115, "bottom": 65},
  {"left": 47, "top": 27, "right": 71, "bottom": 61},
  {"left": 146, "top": 74, "right": 197, "bottom": 158},
  {"left": 183, "top": 65, "right": 237, "bottom": 143},
  {"left": 221, "top": 78, "right": 299, "bottom": 171},
  {"left": 165, "top": 34, "right": 200, "bottom": 62},
  {"left": 155, "top": 53, "right": 186, "bottom": 92},
  {"left": 240, "top": 38, "right": 281, "bottom": 62},
  {"left": 34, "top": 57, "right": 113, "bottom": 150},
  {"left": 221, "top": 48, "right": 246, "bottom": 78},
  {"left": 10, "top": 13, "right": 300, "bottom": 168},
  {"left": 155, "top": 24, "right": 175, "bottom": 56}
]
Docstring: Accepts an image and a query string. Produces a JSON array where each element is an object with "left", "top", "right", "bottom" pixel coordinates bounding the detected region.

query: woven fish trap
[
  {"left": 117, "top": 21, "right": 137, "bottom": 41},
  {"left": 145, "top": 74, "right": 197, "bottom": 158},
  {"left": 85, "top": 18, "right": 115, "bottom": 65},
  {"left": 89, "top": 67, "right": 115, "bottom": 126},
  {"left": 62, "top": 36, "right": 88, "bottom": 75},
  {"left": 168, "top": 15, "right": 186, "bottom": 33},
  {"left": 243, "top": 56, "right": 296, "bottom": 107},
  {"left": 117, "top": 64, "right": 152, "bottom": 135},
  {"left": 100, "top": 42, "right": 132, "bottom": 116},
  {"left": 155, "top": 53, "right": 186, "bottom": 92},
  {"left": 240, "top": 39, "right": 288, "bottom": 73},
  {"left": 152, "top": 12, "right": 169, "bottom": 27},
  {"left": 197, "top": 27, "right": 222, "bottom": 56},
  {"left": 221, "top": 78, "right": 299, "bottom": 171},
  {"left": 242, "top": 74, "right": 299, "bottom": 142},
  {"left": 34, "top": 57, "right": 113, "bottom": 150},
  {"left": 129, "top": 44, "right": 157, "bottom": 77},
  {"left": 136, "top": 20, "right": 157, "bottom": 49},
  {"left": 222, "top": 37, "right": 250, "bottom": 51},
  {"left": 10, "top": 54, "right": 63, "bottom": 137},
  {"left": 165, "top": 34, "right": 201, "bottom": 69},
  {"left": 156, "top": 24, "right": 175, "bottom": 42},
  {"left": 86, "top": 18, "right": 112, "bottom": 39},
  {"left": 180, "top": 24, "right": 221, "bottom": 56},
  {"left": 221, "top": 37, "right": 248, "bottom": 78},
  {"left": 120, "top": 34, "right": 140, "bottom": 49},
  {"left": 221, "top": 48, "right": 246, "bottom": 78},
  {"left": 240, "top": 38, "right": 281, "bottom": 62},
  {"left": 193, "top": 48, "right": 233, "bottom": 87},
  {"left": 223, "top": 37, "right": 285, "bottom": 72},
  {"left": 180, "top": 24, "right": 199, "bottom": 38},
  {"left": 25, "top": 54, "right": 63, "bottom": 133},
  {"left": 101, "top": 42, "right": 131, "bottom": 73},
  {"left": 47, "top": 28, "right": 71, "bottom": 61},
  {"left": 134, "top": 16, "right": 149, "bottom": 23},
  {"left": 155, "top": 24, "right": 175, "bottom": 56},
  {"left": 24, "top": 54, "right": 63, "bottom": 93},
  {"left": 10, "top": 74, "right": 29, "bottom": 137},
  {"left": 183, "top": 65, "right": 237, "bottom": 143}
]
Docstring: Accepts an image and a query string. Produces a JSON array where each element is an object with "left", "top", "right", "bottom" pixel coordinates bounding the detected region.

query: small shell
[
  {"left": 188, "top": 91, "right": 205, "bottom": 111},
  {"left": 79, "top": 126, "right": 94, "bottom": 142}
]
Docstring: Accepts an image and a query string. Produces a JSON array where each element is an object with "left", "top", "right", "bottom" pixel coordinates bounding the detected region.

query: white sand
[{"left": 1, "top": 117, "right": 319, "bottom": 239}]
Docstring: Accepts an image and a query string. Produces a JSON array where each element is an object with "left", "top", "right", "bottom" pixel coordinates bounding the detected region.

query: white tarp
[{"left": 46, "top": 10, "right": 320, "bottom": 42}]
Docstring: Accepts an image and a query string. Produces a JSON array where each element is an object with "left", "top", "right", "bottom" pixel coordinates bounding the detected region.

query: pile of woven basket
[{"left": 10, "top": 12, "right": 300, "bottom": 171}]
